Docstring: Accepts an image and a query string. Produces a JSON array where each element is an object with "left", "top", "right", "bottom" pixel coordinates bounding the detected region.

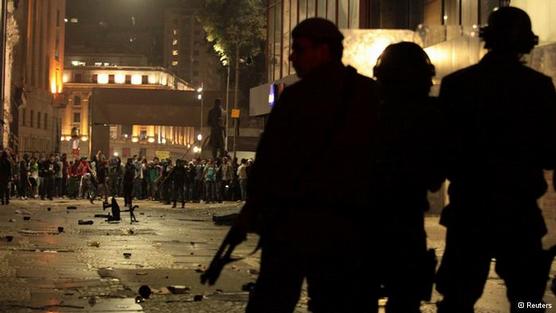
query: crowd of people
[{"left": 0, "top": 149, "right": 254, "bottom": 208}]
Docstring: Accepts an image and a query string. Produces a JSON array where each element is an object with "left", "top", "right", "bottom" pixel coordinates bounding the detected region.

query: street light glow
[
  {"left": 197, "top": 87, "right": 203, "bottom": 93},
  {"left": 197, "top": 94, "right": 202, "bottom": 100},
  {"left": 197, "top": 134, "right": 202, "bottom": 141}
]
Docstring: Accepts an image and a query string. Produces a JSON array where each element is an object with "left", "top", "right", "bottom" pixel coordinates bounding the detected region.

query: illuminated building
[
  {"left": 60, "top": 63, "right": 199, "bottom": 159},
  {"left": 252, "top": 0, "right": 556, "bottom": 113},
  {"left": 9, "top": 0, "right": 66, "bottom": 154}
]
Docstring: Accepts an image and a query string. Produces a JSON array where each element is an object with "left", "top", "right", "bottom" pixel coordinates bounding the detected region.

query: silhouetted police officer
[
  {"left": 436, "top": 7, "right": 556, "bottom": 313},
  {"left": 373, "top": 42, "right": 443, "bottom": 313},
  {"left": 234, "top": 18, "right": 380, "bottom": 313}
]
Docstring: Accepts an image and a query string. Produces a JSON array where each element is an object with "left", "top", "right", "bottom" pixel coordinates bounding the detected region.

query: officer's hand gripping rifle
[{"left": 200, "top": 226, "right": 247, "bottom": 285}]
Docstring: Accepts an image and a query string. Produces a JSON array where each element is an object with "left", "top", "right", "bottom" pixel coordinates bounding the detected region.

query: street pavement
[{"left": 0, "top": 198, "right": 554, "bottom": 313}]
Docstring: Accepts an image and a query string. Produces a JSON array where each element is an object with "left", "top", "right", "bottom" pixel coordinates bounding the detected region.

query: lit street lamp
[{"left": 196, "top": 84, "right": 204, "bottom": 152}]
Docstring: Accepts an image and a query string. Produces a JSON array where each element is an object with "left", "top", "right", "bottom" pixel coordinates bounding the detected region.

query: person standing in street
[
  {"left": 231, "top": 18, "right": 381, "bottom": 313},
  {"left": 237, "top": 159, "right": 248, "bottom": 202},
  {"left": 220, "top": 157, "right": 233, "bottom": 201},
  {"left": 0, "top": 151, "right": 12, "bottom": 205},
  {"left": 168, "top": 159, "right": 186, "bottom": 208},
  {"left": 435, "top": 7, "right": 556, "bottom": 313},
  {"left": 123, "top": 158, "right": 135, "bottom": 208},
  {"left": 18, "top": 154, "right": 29, "bottom": 199}
]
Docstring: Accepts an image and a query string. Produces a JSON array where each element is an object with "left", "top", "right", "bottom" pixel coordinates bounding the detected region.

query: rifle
[{"left": 200, "top": 226, "right": 247, "bottom": 285}]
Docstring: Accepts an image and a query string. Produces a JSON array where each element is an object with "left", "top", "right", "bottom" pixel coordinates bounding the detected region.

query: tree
[
  {"left": 198, "top": 0, "right": 265, "bottom": 103},
  {"left": 198, "top": 0, "right": 266, "bottom": 155}
]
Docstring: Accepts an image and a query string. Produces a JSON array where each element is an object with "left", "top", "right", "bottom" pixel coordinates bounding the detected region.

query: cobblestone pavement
[{"left": 0, "top": 198, "right": 554, "bottom": 313}]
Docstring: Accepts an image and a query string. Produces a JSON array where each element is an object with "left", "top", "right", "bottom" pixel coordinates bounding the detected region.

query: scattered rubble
[
  {"left": 242, "top": 282, "right": 256, "bottom": 292},
  {"left": 193, "top": 294, "right": 204, "bottom": 302},
  {"left": 138, "top": 285, "right": 152, "bottom": 299},
  {"left": 212, "top": 213, "right": 239, "bottom": 226},
  {"left": 167, "top": 285, "right": 190, "bottom": 294}
]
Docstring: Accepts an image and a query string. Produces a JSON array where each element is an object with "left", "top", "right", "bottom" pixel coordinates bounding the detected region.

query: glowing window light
[
  {"left": 131, "top": 137, "right": 139, "bottom": 143},
  {"left": 97, "top": 73, "right": 109, "bottom": 84},
  {"left": 147, "top": 137, "right": 155, "bottom": 143},
  {"left": 63, "top": 73, "right": 70, "bottom": 83},
  {"left": 171, "top": 61, "right": 178, "bottom": 66},
  {"left": 115, "top": 73, "right": 126, "bottom": 84},
  {"left": 148, "top": 75, "right": 158, "bottom": 84},
  {"left": 341, "top": 29, "right": 421, "bottom": 78},
  {"left": 172, "top": 50, "right": 179, "bottom": 56},
  {"left": 131, "top": 75, "right": 142, "bottom": 85}
]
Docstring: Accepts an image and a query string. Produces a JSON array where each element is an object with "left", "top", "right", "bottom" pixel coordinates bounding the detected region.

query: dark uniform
[
  {"left": 436, "top": 40, "right": 556, "bottom": 313},
  {"left": 244, "top": 56, "right": 380, "bottom": 313},
  {"left": 371, "top": 42, "right": 444, "bottom": 313},
  {"left": 169, "top": 160, "right": 186, "bottom": 208},
  {"left": 123, "top": 161, "right": 135, "bottom": 208}
]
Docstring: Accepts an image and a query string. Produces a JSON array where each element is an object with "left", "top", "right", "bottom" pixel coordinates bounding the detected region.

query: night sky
[{"left": 65, "top": 0, "right": 186, "bottom": 65}]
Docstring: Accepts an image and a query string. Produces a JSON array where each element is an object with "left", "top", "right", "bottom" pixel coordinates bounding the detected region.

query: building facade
[
  {"left": 163, "top": 5, "right": 223, "bottom": 92},
  {"left": 10, "top": 0, "right": 66, "bottom": 154},
  {"left": 253, "top": 0, "right": 556, "bottom": 213},
  {"left": 61, "top": 64, "right": 197, "bottom": 159}
]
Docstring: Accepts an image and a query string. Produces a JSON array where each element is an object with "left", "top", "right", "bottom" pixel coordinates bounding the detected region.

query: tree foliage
[{"left": 198, "top": 0, "right": 266, "bottom": 66}]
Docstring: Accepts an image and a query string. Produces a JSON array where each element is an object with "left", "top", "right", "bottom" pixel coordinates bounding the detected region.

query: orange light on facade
[{"left": 50, "top": 80, "right": 57, "bottom": 94}]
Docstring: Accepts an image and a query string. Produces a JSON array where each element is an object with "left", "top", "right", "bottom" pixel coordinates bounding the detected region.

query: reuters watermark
[{"left": 517, "top": 302, "right": 553, "bottom": 310}]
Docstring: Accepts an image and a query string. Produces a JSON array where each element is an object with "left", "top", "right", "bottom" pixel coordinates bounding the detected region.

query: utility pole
[
  {"left": 225, "top": 62, "right": 230, "bottom": 152},
  {"left": 232, "top": 42, "right": 239, "bottom": 159},
  {"left": 0, "top": 0, "right": 8, "bottom": 148}
]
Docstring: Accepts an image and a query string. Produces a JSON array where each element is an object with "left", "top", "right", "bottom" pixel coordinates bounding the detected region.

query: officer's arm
[
  {"left": 235, "top": 89, "right": 292, "bottom": 233},
  {"left": 540, "top": 78, "right": 556, "bottom": 183}
]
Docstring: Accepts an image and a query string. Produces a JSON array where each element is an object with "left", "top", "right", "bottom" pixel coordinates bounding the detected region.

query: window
[
  {"left": 142, "top": 75, "right": 149, "bottom": 84},
  {"left": 92, "top": 74, "right": 98, "bottom": 83},
  {"left": 30, "top": 110, "right": 34, "bottom": 128},
  {"left": 125, "top": 75, "right": 132, "bottom": 84},
  {"left": 318, "top": 0, "right": 327, "bottom": 17},
  {"left": 299, "top": 0, "right": 307, "bottom": 22},
  {"left": 307, "top": 0, "right": 316, "bottom": 18},
  {"left": 37, "top": 112, "right": 41, "bottom": 129},
  {"left": 327, "top": 0, "right": 337, "bottom": 22},
  {"left": 338, "top": 0, "right": 349, "bottom": 29},
  {"left": 109, "top": 74, "right": 115, "bottom": 83},
  {"left": 74, "top": 73, "right": 82, "bottom": 82},
  {"left": 139, "top": 130, "right": 147, "bottom": 140},
  {"left": 44, "top": 113, "right": 48, "bottom": 130},
  {"left": 172, "top": 50, "right": 179, "bottom": 56},
  {"left": 349, "top": 0, "right": 360, "bottom": 28},
  {"left": 121, "top": 125, "right": 132, "bottom": 137},
  {"left": 74, "top": 95, "right": 81, "bottom": 106},
  {"left": 444, "top": 0, "right": 460, "bottom": 25},
  {"left": 73, "top": 112, "right": 81, "bottom": 123}
]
